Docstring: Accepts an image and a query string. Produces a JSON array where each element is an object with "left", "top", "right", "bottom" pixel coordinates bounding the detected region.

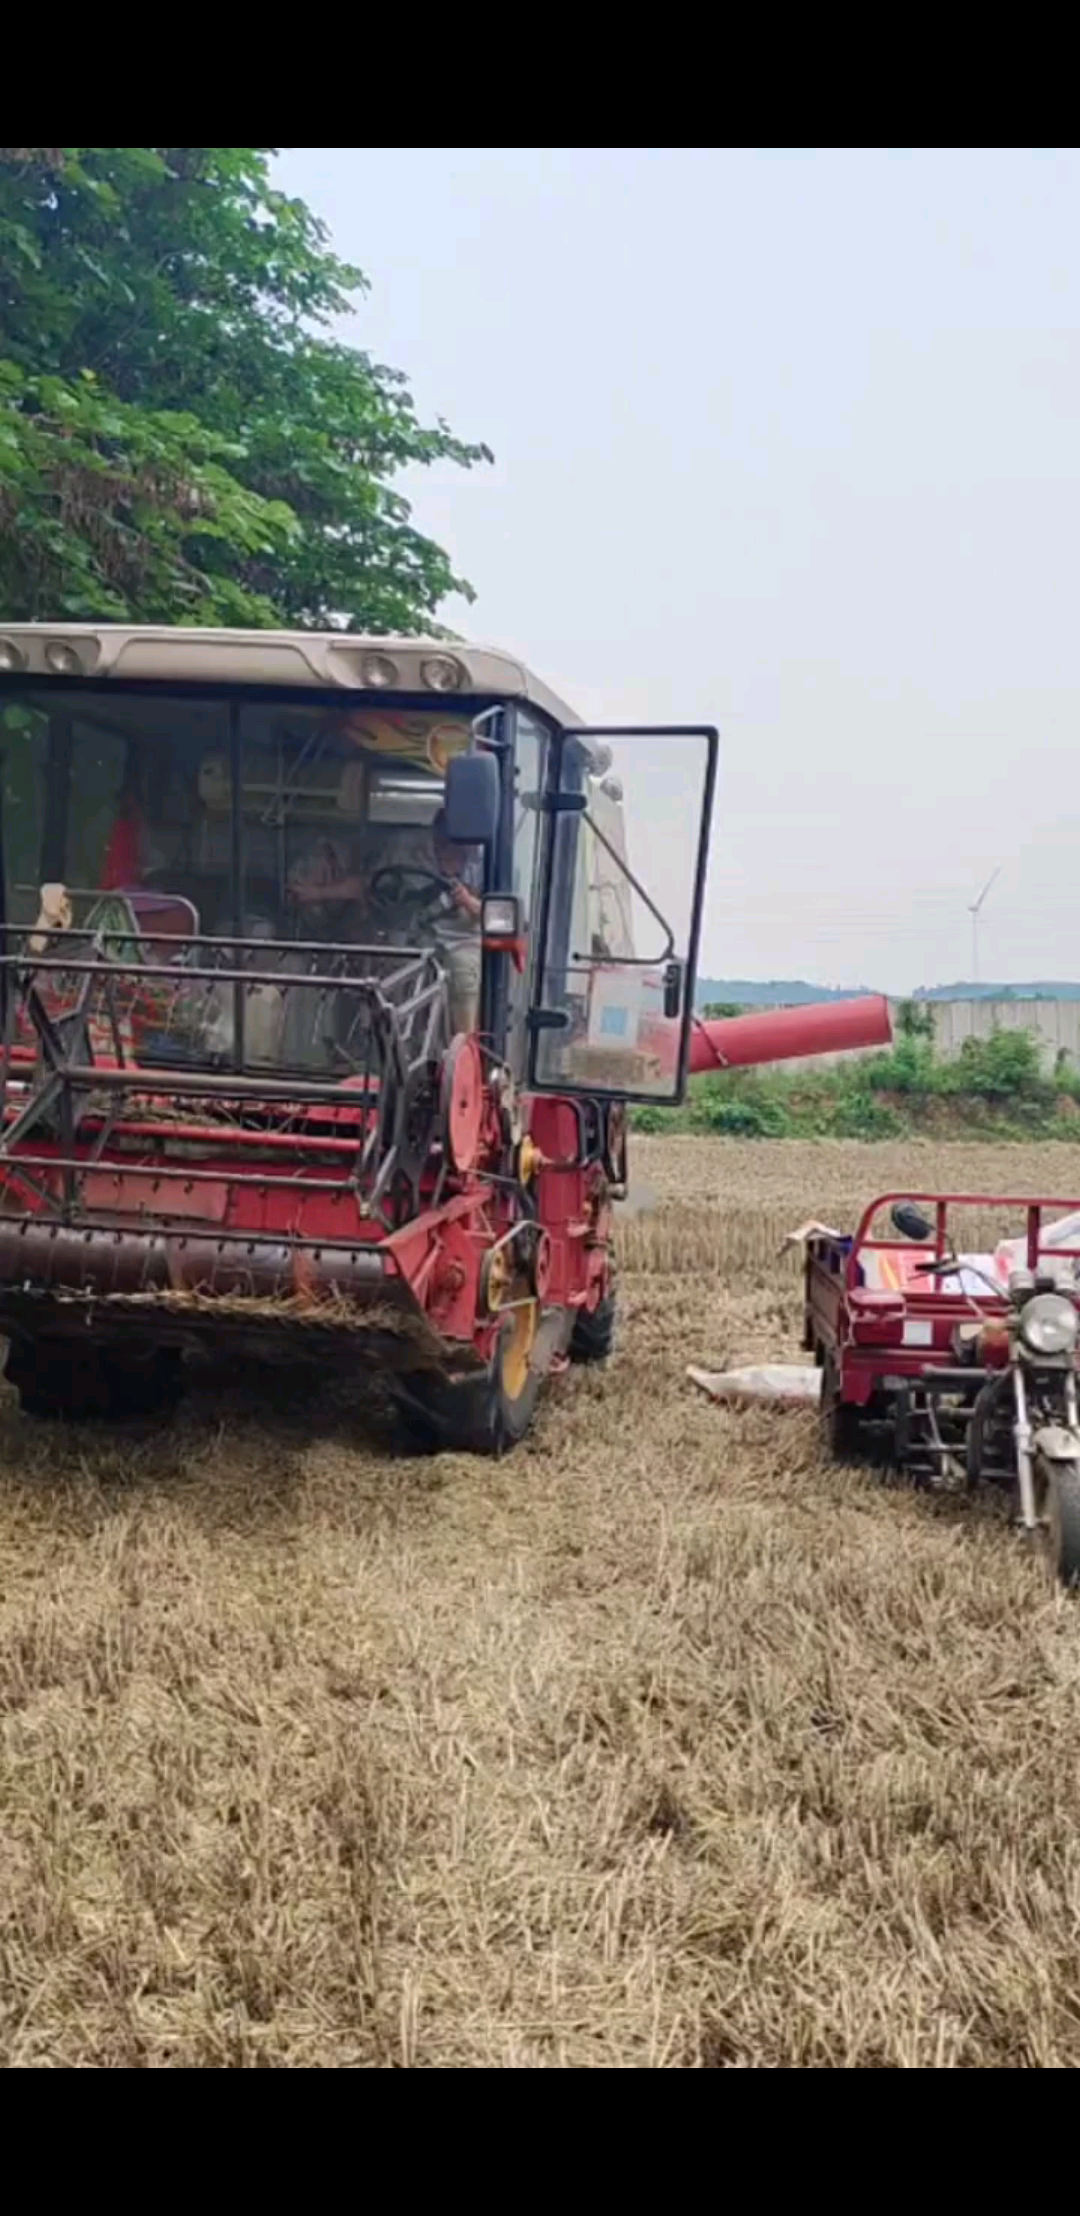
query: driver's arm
[
  {"left": 289, "top": 838, "right": 371, "bottom": 910},
  {"left": 449, "top": 879, "right": 482, "bottom": 922},
  {"left": 291, "top": 873, "right": 369, "bottom": 907}
]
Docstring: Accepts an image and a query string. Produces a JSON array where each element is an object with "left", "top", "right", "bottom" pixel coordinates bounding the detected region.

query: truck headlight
[
  {"left": 1020, "top": 1292, "right": 1079, "bottom": 1357},
  {"left": 481, "top": 894, "right": 522, "bottom": 941}
]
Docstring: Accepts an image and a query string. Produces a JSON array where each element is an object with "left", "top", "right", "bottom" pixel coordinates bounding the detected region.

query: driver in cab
[
  {"left": 287, "top": 810, "right": 482, "bottom": 1034},
  {"left": 287, "top": 837, "right": 370, "bottom": 939},
  {"left": 424, "top": 808, "right": 482, "bottom": 1035}
]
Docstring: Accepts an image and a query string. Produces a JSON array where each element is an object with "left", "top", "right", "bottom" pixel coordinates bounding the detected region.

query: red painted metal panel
[{"left": 81, "top": 1172, "right": 230, "bottom": 1221}]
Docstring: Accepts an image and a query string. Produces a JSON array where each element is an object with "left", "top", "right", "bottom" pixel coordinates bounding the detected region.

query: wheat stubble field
[{"left": 2, "top": 1135, "right": 1080, "bottom": 2068}]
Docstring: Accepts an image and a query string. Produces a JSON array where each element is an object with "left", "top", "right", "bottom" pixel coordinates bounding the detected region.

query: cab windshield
[
  {"left": 0, "top": 688, "right": 481, "bottom": 935},
  {"left": 0, "top": 686, "right": 487, "bottom": 1076}
]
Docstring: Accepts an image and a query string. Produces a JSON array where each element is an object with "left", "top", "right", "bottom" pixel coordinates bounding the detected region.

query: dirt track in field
[{"left": 3, "top": 1136, "right": 1080, "bottom": 2067}]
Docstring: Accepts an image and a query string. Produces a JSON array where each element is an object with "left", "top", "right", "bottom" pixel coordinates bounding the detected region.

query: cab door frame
[{"left": 526, "top": 723, "right": 718, "bottom": 1105}]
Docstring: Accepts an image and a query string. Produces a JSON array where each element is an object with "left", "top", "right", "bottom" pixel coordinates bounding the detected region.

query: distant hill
[
  {"left": 695, "top": 979, "right": 872, "bottom": 1010},
  {"left": 912, "top": 982, "right": 1080, "bottom": 1002},
  {"left": 696, "top": 978, "right": 1080, "bottom": 1009}
]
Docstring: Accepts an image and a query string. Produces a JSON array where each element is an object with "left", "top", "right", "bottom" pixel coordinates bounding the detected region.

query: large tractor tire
[
  {"left": 395, "top": 1294, "right": 541, "bottom": 1457},
  {"left": 6, "top": 1339, "right": 183, "bottom": 1423}
]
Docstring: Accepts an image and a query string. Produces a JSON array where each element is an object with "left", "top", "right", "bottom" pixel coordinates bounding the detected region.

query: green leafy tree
[
  {"left": 896, "top": 998, "right": 935, "bottom": 1043},
  {"left": 0, "top": 147, "right": 490, "bottom": 629}
]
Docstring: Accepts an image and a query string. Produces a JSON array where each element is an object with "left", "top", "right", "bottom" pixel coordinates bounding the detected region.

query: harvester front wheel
[
  {"left": 395, "top": 1295, "right": 541, "bottom": 1457},
  {"left": 570, "top": 1287, "right": 617, "bottom": 1363},
  {"left": 6, "top": 1339, "right": 182, "bottom": 1424}
]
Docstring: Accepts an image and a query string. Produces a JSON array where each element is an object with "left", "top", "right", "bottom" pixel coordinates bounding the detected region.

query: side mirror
[
  {"left": 663, "top": 959, "right": 684, "bottom": 1020},
  {"left": 891, "top": 1200, "right": 934, "bottom": 1242},
  {"left": 443, "top": 750, "right": 499, "bottom": 846}
]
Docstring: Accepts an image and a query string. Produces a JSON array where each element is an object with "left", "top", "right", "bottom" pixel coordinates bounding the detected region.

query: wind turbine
[{"left": 968, "top": 867, "right": 1001, "bottom": 986}]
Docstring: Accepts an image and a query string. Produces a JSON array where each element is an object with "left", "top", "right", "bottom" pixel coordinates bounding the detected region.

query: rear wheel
[
  {"left": 821, "top": 1352, "right": 863, "bottom": 1462},
  {"left": 1039, "top": 1456, "right": 1080, "bottom": 1588},
  {"left": 395, "top": 1291, "right": 541, "bottom": 1457},
  {"left": 6, "top": 1339, "right": 183, "bottom": 1423}
]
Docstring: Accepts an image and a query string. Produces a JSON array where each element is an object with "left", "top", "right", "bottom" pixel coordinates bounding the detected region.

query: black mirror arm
[
  {"left": 580, "top": 805, "right": 675, "bottom": 963},
  {"left": 663, "top": 960, "right": 683, "bottom": 1019}
]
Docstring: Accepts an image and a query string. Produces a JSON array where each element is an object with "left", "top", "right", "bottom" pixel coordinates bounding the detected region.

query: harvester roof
[{"left": 0, "top": 624, "right": 583, "bottom": 733}]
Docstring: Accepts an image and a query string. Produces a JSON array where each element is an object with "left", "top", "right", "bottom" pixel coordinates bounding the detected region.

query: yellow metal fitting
[{"left": 519, "top": 1136, "right": 543, "bottom": 1185}]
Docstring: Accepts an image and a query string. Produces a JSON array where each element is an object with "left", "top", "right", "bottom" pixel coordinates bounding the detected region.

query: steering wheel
[{"left": 368, "top": 865, "right": 452, "bottom": 918}]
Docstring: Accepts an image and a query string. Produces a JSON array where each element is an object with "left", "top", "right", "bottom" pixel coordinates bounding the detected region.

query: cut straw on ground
[{"left": 1, "top": 1134, "right": 1079, "bottom": 2066}]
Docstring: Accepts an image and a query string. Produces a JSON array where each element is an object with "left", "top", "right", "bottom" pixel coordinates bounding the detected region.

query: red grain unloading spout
[{"left": 688, "top": 995, "right": 892, "bottom": 1075}]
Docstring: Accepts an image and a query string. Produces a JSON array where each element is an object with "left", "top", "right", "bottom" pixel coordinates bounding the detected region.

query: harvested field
[{"left": 3, "top": 1135, "right": 1080, "bottom": 2067}]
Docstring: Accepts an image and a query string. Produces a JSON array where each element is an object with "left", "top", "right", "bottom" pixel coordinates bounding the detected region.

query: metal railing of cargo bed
[{"left": 0, "top": 924, "right": 452, "bottom": 1229}]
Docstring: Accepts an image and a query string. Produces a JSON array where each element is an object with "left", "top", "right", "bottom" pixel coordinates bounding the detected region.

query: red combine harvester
[{"left": 0, "top": 625, "right": 890, "bottom": 1450}]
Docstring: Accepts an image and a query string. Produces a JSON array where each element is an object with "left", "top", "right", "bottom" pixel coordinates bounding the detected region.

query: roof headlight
[
  {"left": 420, "top": 654, "right": 465, "bottom": 693},
  {"left": 361, "top": 652, "right": 399, "bottom": 690},
  {"left": 44, "top": 640, "right": 84, "bottom": 676}
]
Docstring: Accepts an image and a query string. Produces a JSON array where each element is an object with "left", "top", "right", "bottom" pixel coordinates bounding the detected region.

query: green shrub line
[{"left": 633, "top": 1015, "right": 1080, "bottom": 1141}]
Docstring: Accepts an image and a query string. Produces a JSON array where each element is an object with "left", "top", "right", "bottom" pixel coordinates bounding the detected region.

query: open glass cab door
[{"left": 527, "top": 726, "right": 718, "bottom": 1102}]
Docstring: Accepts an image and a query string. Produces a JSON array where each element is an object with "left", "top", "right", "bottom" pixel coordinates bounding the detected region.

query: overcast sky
[{"left": 276, "top": 148, "right": 1080, "bottom": 991}]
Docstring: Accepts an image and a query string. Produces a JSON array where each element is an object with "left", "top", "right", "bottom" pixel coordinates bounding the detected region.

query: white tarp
[
  {"left": 993, "top": 1210, "right": 1080, "bottom": 1286},
  {"left": 687, "top": 1363, "right": 822, "bottom": 1408}
]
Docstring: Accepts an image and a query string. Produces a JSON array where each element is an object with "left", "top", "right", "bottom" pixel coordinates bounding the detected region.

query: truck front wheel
[
  {"left": 1038, "top": 1455, "right": 1080, "bottom": 1588},
  {"left": 569, "top": 1290, "right": 617, "bottom": 1363}
]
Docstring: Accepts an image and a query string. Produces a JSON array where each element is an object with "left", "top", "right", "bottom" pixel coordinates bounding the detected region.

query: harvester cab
[{"left": 0, "top": 625, "right": 889, "bottom": 1450}]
